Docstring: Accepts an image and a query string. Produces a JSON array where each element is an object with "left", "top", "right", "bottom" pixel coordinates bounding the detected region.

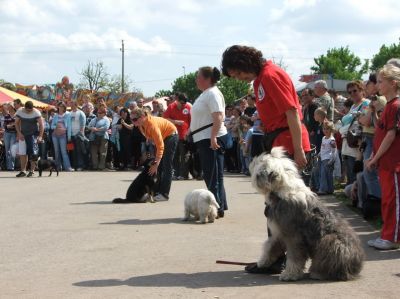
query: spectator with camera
[{"left": 339, "top": 81, "right": 370, "bottom": 185}]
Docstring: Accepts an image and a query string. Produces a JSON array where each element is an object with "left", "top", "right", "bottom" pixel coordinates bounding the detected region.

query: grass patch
[{"left": 334, "top": 188, "right": 382, "bottom": 230}]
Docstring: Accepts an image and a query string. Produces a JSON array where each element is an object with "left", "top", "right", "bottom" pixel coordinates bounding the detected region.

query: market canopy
[{"left": 0, "top": 87, "right": 51, "bottom": 108}]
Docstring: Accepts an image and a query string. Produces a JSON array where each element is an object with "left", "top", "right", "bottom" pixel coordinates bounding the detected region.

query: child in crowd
[
  {"left": 310, "top": 107, "right": 328, "bottom": 191},
  {"left": 313, "top": 107, "right": 328, "bottom": 152},
  {"left": 318, "top": 121, "right": 337, "bottom": 195}
]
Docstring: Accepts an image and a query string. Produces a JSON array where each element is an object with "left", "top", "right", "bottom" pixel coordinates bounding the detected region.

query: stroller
[{"left": 302, "top": 144, "right": 318, "bottom": 187}]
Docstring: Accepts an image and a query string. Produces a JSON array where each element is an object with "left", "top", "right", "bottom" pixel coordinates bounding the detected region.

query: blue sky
[{"left": 1, "top": 0, "right": 399, "bottom": 97}]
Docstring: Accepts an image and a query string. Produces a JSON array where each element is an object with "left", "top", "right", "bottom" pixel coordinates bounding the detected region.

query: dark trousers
[
  {"left": 173, "top": 139, "right": 189, "bottom": 178},
  {"left": 196, "top": 138, "right": 228, "bottom": 212},
  {"left": 156, "top": 134, "right": 178, "bottom": 197},
  {"left": 119, "top": 135, "right": 132, "bottom": 168},
  {"left": 71, "top": 135, "right": 86, "bottom": 169}
]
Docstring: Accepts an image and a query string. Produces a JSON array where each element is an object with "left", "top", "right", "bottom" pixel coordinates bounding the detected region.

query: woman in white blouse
[{"left": 190, "top": 66, "right": 229, "bottom": 218}]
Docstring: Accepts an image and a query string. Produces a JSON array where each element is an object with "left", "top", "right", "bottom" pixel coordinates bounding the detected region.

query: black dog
[
  {"left": 38, "top": 158, "right": 59, "bottom": 177},
  {"left": 113, "top": 159, "right": 158, "bottom": 204}
]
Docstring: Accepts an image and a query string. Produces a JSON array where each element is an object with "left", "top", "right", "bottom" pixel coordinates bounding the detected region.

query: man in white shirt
[{"left": 69, "top": 101, "right": 86, "bottom": 170}]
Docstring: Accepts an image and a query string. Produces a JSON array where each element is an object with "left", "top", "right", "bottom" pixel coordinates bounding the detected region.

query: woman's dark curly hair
[{"left": 221, "top": 45, "right": 266, "bottom": 77}]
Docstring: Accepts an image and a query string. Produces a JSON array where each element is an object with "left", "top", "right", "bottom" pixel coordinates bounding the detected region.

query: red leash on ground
[{"left": 216, "top": 260, "right": 252, "bottom": 266}]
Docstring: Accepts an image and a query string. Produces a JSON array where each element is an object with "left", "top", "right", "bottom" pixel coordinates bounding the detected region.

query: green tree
[
  {"left": 154, "top": 89, "right": 173, "bottom": 98},
  {"left": 217, "top": 76, "right": 250, "bottom": 104},
  {"left": 105, "top": 75, "right": 132, "bottom": 93},
  {"left": 171, "top": 73, "right": 200, "bottom": 102},
  {"left": 311, "top": 46, "right": 369, "bottom": 80},
  {"left": 171, "top": 72, "right": 250, "bottom": 104},
  {"left": 370, "top": 39, "right": 400, "bottom": 71}
]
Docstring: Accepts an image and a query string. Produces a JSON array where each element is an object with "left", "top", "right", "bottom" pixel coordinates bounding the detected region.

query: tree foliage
[
  {"left": 370, "top": 39, "right": 400, "bottom": 71},
  {"left": 171, "top": 72, "right": 249, "bottom": 104},
  {"left": 217, "top": 77, "right": 250, "bottom": 104},
  {"left": 105, "top": 74, "right": 132, "bottom": 94},
  {"left": 171, "top": 73, "right": 200, "bottom": 102},
  {"left": 154, "top": 89, "right": 173, "bottom": 98},
  {"left": 78, "top": 60, "right": 140, "bottom": 94},
  {"left": 78, "top": 60, "right": 109, "bottom": 92},
  {"left": 311, "top": 46, "right": 369, "bottom": 80}
]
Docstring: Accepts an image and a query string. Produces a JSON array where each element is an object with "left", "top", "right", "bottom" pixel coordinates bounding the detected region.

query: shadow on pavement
[
  {"left": 73, "top": 270, "right": 335, "bottom": 288},
  {"left": 70, "top": 201, "right": 113, "bottom": 205},
  {"left": 99, "top": 218, "right": 197, "bottom": 225}
]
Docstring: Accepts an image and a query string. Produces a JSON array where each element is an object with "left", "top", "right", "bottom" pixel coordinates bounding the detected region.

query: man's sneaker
[
  {"left": 154, "top": 194, "right": 169, "bottom": 202},
  {"left": 27, "top": 171, "right": 35, "bottom": 177},
  {"left": 368, "top": 238, "right": 400, "bottom": 250},
  {"left": 16, "top": 171, "right": 26, "bottom": 178}
]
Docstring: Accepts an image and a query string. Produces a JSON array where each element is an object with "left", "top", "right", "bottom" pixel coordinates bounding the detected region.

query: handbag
[{"left": 346, "top": 105, "right": 363, "bottom": 148}]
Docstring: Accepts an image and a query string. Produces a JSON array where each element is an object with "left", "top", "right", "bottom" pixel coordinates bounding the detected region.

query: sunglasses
[
  {"left": 131, "top": 117, "right": 139, "bottom": 122},
  {"left": 348, "top": 89, "right": 359, "bottom": 94}
]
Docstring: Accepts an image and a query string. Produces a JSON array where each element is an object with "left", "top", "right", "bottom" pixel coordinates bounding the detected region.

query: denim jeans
[
  {"left": 319, "top": 159, "right": 334, "bottom": 193},
  {"left": 310, "top": 159, "right": 321, "bottom": 191},
  {"left": 362, "top": 135, "right": 381, "bottom": 198},
  {"left": 4, "top": 131, "right": 16, "bottom": 170},
  {"left": 157, "top": 134, "right": 178, "bottom": 197},
  {"left": 52, "top": 134, "right": 72, "bottom": 170},
  {"left": 196, "top": 136, "right": 228, "bottom": 212}
]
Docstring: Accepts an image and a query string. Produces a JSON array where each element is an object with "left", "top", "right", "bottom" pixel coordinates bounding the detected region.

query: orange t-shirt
[{"left": 139, "top": 115, "right": 177, "bottom": 161}]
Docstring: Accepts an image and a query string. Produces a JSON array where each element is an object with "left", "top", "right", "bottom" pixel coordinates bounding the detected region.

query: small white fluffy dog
[
  {"left": 183, "top": 189, "right": 220, "bottom": 224},
  {"left": 249, "top": 147, "right": 364, "bottom": 281}
]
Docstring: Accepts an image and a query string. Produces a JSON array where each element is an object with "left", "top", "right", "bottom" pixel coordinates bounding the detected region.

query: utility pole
[
  {"left": 182, "top": 66, "right": 186, "bottom": 76},
  {"left": 121, "top": 40, "right": 125, "bottom": 93}
]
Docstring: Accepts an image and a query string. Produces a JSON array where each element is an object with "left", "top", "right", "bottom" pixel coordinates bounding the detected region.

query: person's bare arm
[
  {"left": 210, "top": 112, "right": 223, "bottom": 150},
  {"left": 285, "top": 109, "right": 307, "bottom": 168}
]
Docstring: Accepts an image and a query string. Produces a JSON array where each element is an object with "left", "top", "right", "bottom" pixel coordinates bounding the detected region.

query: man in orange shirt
[{"left": 131, "top": 108, "right": 178, "bottom": 201}]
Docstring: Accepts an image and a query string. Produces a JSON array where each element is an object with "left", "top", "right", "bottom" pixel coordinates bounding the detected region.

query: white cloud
[{"left": 217, "top": 0, "right": 263, "bottom": 6}]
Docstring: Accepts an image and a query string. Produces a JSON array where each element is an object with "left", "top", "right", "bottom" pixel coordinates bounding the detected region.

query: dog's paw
[{"left": 279, "top": 270, "right": 303, "bottom": 281}]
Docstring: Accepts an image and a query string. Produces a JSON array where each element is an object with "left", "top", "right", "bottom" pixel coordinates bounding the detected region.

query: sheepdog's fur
[
  {"left": 249, "top": 147, "right": 364, "bottom": 281},
  {"left": 183, "top": 189, "right": 220, "bottom": 224}
]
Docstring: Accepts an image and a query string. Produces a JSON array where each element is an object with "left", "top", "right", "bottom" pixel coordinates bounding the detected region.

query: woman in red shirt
[
  {"left": 221, "top": 45, "right": 310, "bottom": 274},
  {"left": 366, "top": 63, "right": 400, "bottom": 250},
  {"left": 221, "top": 45, "right": 310, "bottom": 168}
]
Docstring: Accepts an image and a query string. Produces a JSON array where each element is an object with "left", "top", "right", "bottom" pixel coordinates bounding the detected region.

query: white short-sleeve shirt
[{"left": 190, "top": 86, "right": 227, "bottom": 142}]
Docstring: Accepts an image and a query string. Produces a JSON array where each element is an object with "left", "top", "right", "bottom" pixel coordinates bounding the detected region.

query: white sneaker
[
  {"left": 368, "top": 238, "right": 400, "bottom": 250},
  {"left": 154, "top": 194, "right": 169, "bottom": 202}
]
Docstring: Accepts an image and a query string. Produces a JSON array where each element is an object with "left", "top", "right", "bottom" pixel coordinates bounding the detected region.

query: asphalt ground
[{"left": 0, "top": 170, "right": 399, "bottom": 298}]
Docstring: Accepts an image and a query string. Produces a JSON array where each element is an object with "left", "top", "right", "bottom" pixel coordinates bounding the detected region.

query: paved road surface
[{"left": 0, "top": 171, "right": 399, "bottom": 298}]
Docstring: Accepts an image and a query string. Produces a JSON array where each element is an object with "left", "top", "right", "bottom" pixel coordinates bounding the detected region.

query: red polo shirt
[
  {"left": 163, "top": 102, "right": 191, "bottom": 140},
  {"left": 373, "top": 97, "right": 400, "bottom": 172},
  {"left": 253, "top": 61, "right": 310, "bottom": 154}
]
